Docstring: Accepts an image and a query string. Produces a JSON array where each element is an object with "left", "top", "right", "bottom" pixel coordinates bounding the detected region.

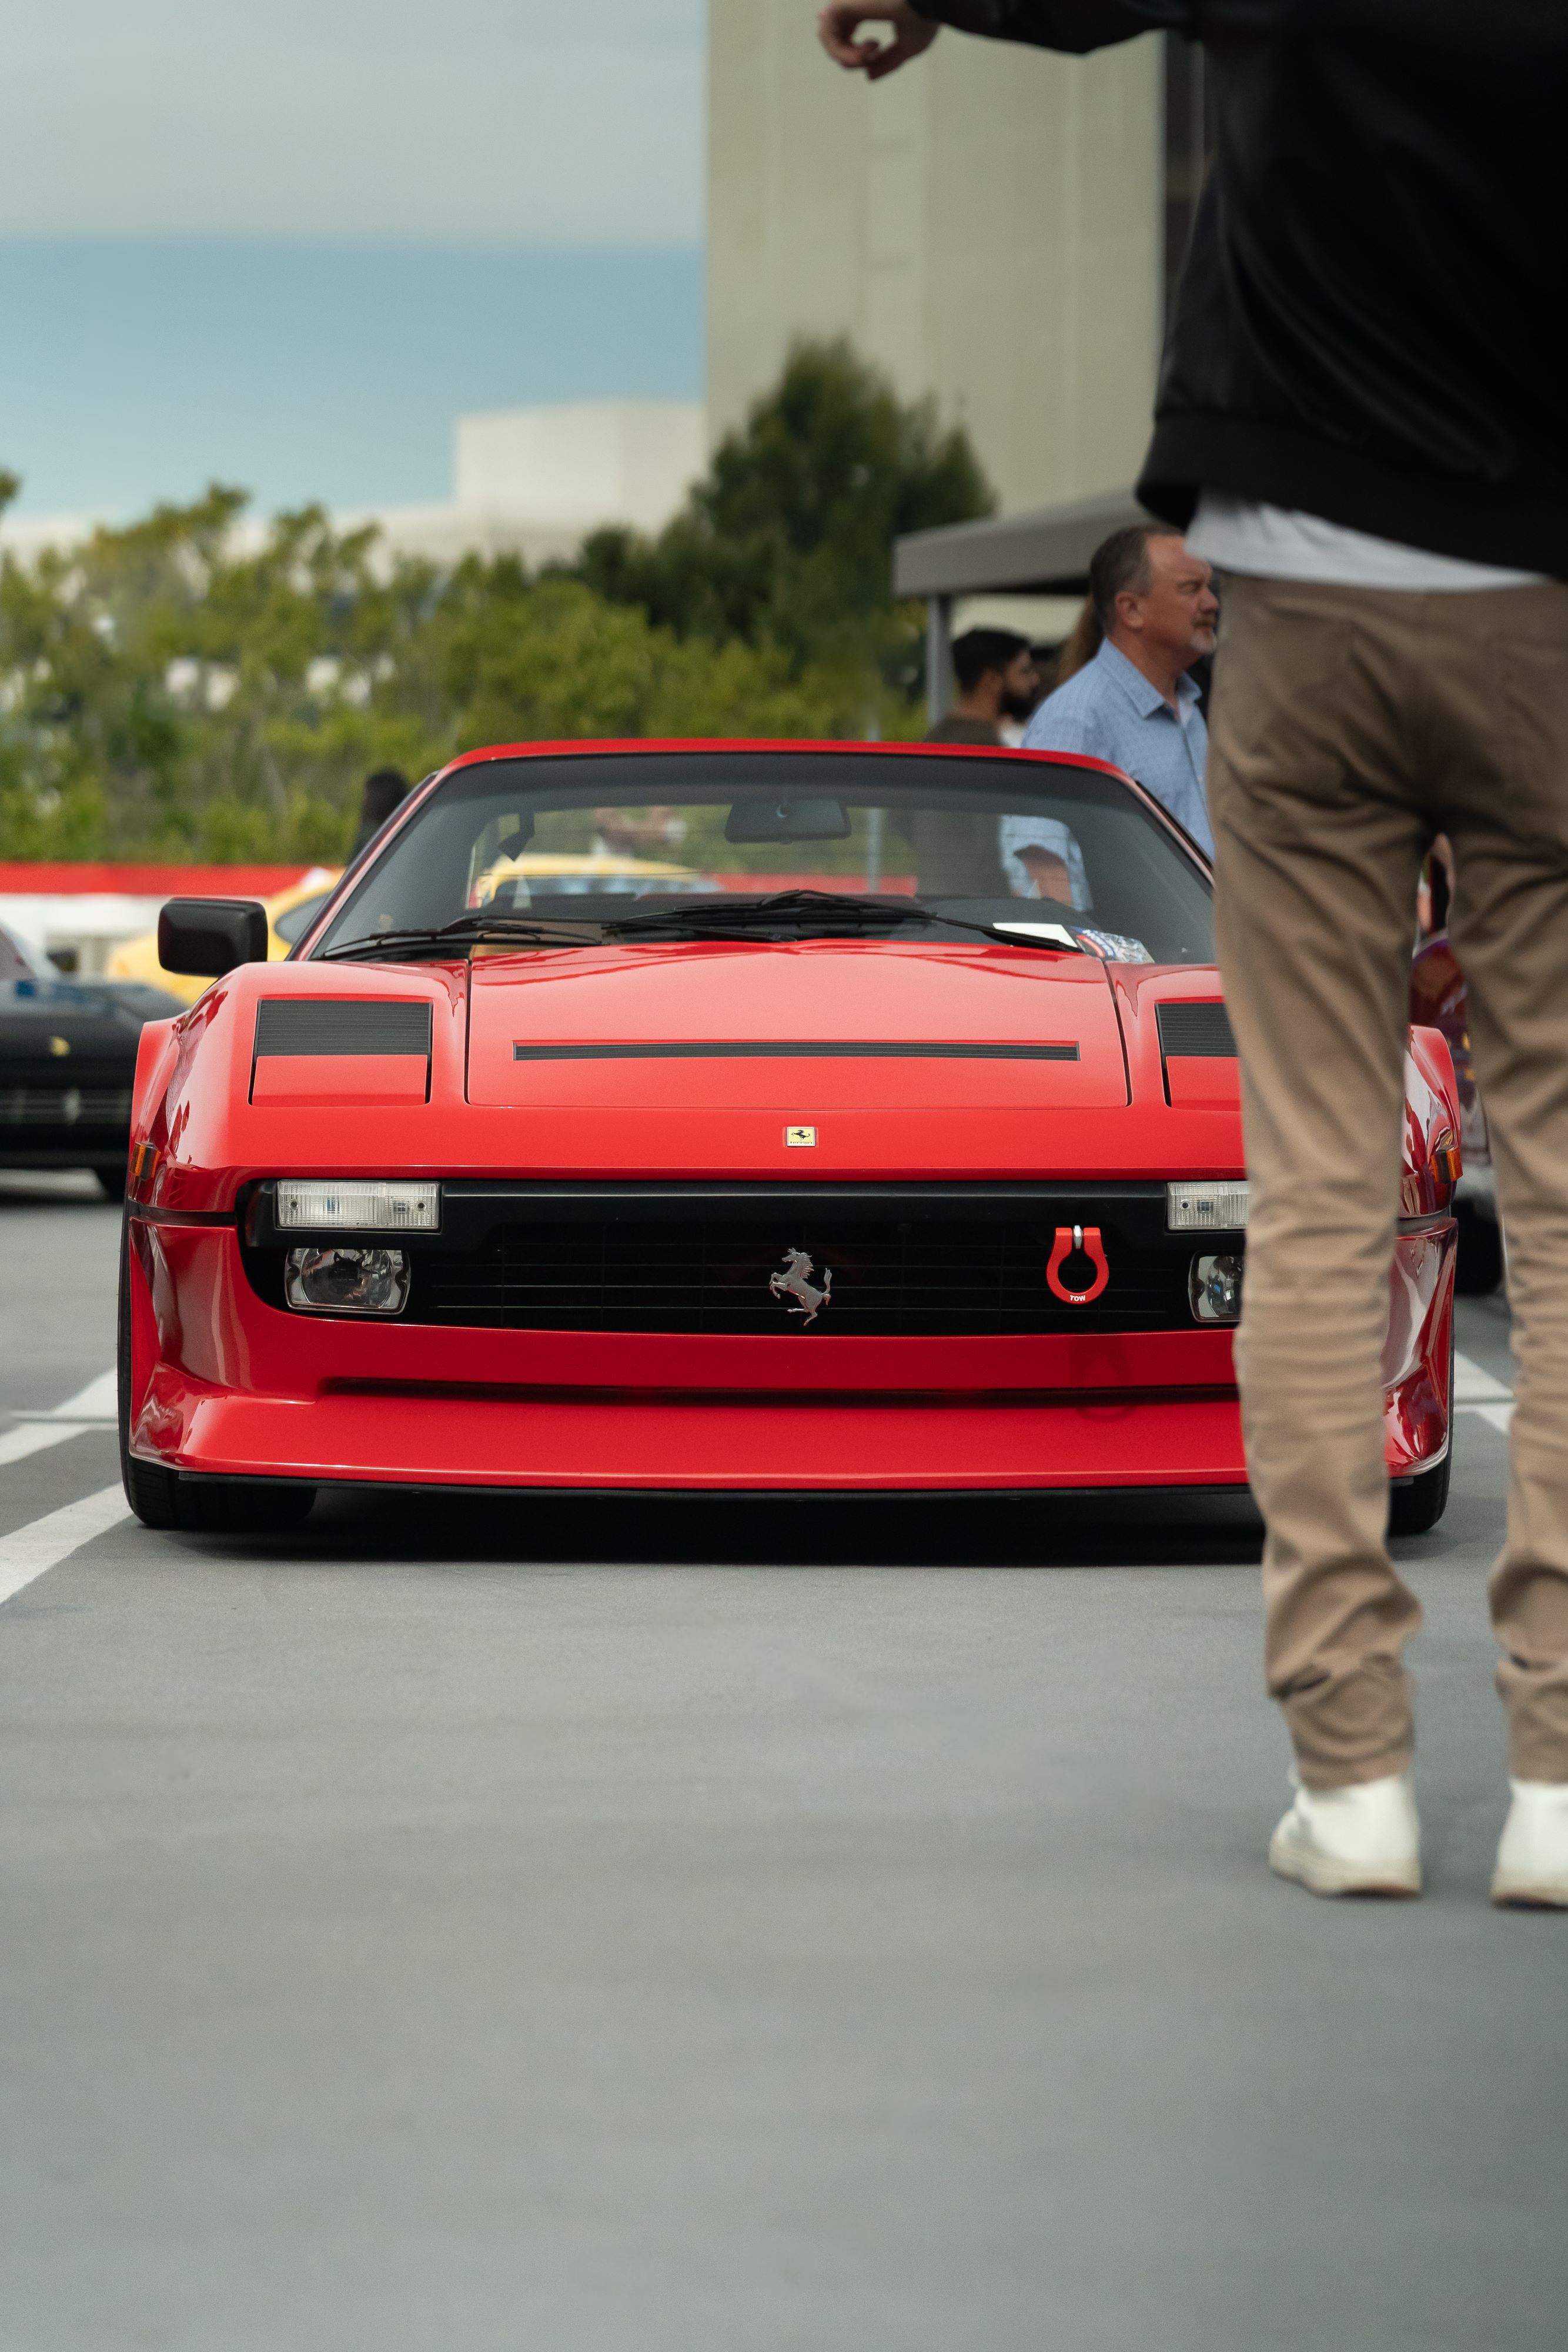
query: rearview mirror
[
  {"left": 725, "top": 796, "right": 851, "bottom": 844},
  {"left": 158, "top": 898, "right": 269, "bottom": 978}
]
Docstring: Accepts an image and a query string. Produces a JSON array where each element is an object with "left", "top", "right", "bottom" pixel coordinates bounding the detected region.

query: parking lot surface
[{"left": 1, "top": 1173, "right": 1563, "bottom": 2352}]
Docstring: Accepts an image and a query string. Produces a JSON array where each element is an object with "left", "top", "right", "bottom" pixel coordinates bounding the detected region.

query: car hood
[{"left": 466, "top": 938, "right": 1131, "bottom": 1110}]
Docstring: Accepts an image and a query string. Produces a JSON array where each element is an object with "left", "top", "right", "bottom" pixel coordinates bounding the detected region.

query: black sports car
[{"left": 1, "top": 918, "right": 184, "bottom": 1195}]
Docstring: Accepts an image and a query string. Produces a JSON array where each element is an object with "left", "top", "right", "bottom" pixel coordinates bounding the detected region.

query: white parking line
[
  {"left": 0, "top": 1484, "right": 130, "bottom": 1609},
  {"left": 1454, "top": 1351, "right": 1512, "bottom": 1403},
  {"left": 0, "top": 1422, "right": 93, "bottom": 1466},
  {"left": 1453, "top": 1350, "right": 1514, "bottom": 1434},
  {"left": 0, "top": 1367, "right": 118, "bottom": 1468},
  {"left": 9, "top": 1368, "right": 118, "bottom": 1426}
]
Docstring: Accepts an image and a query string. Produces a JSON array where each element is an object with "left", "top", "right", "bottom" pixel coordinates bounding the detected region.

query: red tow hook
[{"left": 1047, "top": 1224, "right": 1110, "bottom": 1305}]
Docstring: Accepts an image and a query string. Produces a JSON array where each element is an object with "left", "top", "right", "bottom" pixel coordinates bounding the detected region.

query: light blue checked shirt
[{"left": 1021, "top": 637, "right": 1212, "bottom": 856}]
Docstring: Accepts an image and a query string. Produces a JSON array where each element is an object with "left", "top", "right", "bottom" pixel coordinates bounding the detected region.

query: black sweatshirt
[{"left": 910, "top": 1, "right": 1567, "bottom": 572}]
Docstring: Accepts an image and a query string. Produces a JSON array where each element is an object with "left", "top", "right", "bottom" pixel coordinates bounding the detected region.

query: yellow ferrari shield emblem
[
  {"left": 49, "top": 1035, "right": 71, "bottom": 1057},
  {"left": 784, "top": 1125, "right": 817, "bottom": 1147}
]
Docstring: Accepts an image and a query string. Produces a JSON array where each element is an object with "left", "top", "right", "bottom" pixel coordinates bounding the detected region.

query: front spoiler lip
[
  {"left": 151, "top": 1454, "right": 1443, "bottom": 1491},
  {"left": 166, "top": 1468, "right": 1256, "bottom": 1502}
]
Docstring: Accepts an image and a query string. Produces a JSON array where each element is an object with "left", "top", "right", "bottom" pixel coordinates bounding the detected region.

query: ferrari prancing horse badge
[{"left": 770, "top": 1248, "right": 832, "bottom": 1325}]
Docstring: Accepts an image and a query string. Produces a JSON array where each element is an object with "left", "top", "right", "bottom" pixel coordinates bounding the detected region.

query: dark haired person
[
  {"left": 823, "top": 0, "right": 1568, "bottom": 1906},
  {"left": 1022, "top": 524, "right": 1216, "bottom": 851},
  {"left": 350, "top": 767, "right": 411, "bottom": 859},
  {"left": 925, "top": 626, "right": 1039, "bottom": 746}
]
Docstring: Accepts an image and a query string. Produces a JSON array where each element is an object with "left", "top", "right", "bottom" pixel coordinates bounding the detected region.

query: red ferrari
[{"left": 118, "top": 741, "right": 1459, "bottom": 1532}]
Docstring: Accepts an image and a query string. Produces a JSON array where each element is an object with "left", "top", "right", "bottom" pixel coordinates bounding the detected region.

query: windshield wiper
[
  {"left": 319, "top": 892, "right": 1091, "bottom": 961},
  {"left": 595, "top": 890, "right": 1086, "bottom": 950},
  {"left": 609, "top": 888, "right": 931, "bottom": 931},
  {"left": 319, "top": 914, "right": 604, "bottom": 961}
]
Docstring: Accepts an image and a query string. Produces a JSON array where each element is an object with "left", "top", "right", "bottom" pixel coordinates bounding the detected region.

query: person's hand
[
  {"left": 817, "top": 2, "right": 939, "bottom": 80},
  {"left": 1016, "top": 846, "right": 1074, "bottom": 906}
]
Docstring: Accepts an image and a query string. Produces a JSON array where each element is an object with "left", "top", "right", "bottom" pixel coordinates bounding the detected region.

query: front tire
[
  {"left": 1453, "top": 1197, "right": 1504, "bottom": 1296},
  {"left": 1388, "top": 1317, "right": 1455, "bottom": 1538},
  {"left": 119, "top": 1212, "right": 179, "bottom": 1527},
  {"left": 118, "top": 1213, "right": 315, "bottom": 1534},
  {"left": 1389, "top": 1448, "right": 1451, "bottom": 1536}
]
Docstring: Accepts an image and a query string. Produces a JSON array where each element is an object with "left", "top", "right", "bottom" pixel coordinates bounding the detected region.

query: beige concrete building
[{"left": 707, "top": 2, "right": 1168, "bottom": 519}]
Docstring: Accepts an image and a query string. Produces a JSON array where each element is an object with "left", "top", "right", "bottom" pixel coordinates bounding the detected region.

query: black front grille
[
  {"left": 1, "top": 1085, "right": 132, "bottom": 1128},
  {"left": 409, "top": 1216, "right": 1199, "bottom": 1335}
]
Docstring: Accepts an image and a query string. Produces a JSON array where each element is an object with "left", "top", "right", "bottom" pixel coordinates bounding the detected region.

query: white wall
[
  {"left": 708, "top": 1, "right": 1161, "bottom": 516},
  {"left": 455, "top": 400, "right": 707, "bottom": 536},
  {"left": 1, "top": 402, "right": 708, "bottom": 573}
]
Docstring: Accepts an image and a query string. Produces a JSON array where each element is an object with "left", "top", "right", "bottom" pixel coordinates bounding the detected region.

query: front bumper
[
  {"left": 140, "top": 1373, "right": 1249, "bottom": 1494},
  {"left": 128, "top": 1216, "right": 1250, "bottom": 1492},
  {"left": 126, "top": 1215, "right": 1452, "bottom": 1496}
]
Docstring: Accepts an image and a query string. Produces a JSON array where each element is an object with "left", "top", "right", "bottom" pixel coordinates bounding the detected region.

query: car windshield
[
  {"left": 273, "top": 891, "right": 334, "bottom": 946},
  {"left": 312, "top": 749, "right": 1215, "bottom": 965}
]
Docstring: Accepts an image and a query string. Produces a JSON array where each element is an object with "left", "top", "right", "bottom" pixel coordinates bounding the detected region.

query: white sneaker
[
  {"left": 1269, "top": 1770, "right": 1422, "bottom": 1897},
  {"left": 1491, "top": 1780, "right": 1568, "bottom": 1909}
]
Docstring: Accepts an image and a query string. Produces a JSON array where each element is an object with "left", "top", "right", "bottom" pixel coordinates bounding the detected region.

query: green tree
[
  {"left": 0, "top": 340, "right": 971, "bottom": 863},
  {"left": 573, "top": 338, "right": 993, "bottom": 680},
  {"left": 434, "top": 570, "right": 863, "bottom": 751},
  {"left": 1, "top": 493, "right": 874, "bottom": 863},
  {"left": 1, "top": 487, "right": 448, "bottom": 861}
]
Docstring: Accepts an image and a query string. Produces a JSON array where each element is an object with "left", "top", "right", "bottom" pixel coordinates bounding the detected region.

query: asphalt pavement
[{"left": 1, "top": 1171, "right": 1563, "bottom": 2352}]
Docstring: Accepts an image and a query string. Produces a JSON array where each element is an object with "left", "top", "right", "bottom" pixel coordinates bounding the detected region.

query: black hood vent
[
  {"left": 254, "top": 1000, "right": 432, "bottom": 1058},
  {"left": 1156, "top": 1001, "right": 1235, "bottom": 1059}
]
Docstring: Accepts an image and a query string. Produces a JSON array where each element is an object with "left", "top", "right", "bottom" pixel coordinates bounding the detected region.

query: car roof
[{"left": 433, "top": 737, "right": 1139, "bottom": 788}]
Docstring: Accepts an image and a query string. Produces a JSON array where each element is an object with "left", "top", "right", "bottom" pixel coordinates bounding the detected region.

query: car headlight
[
  {"left": 285, "top": 1246, "right": 410, "bottom": 1315},
  {"left": 1189, "top": 1252, "right": 1243, "bottom": 1324},
  {"left": 275, "top": 1180, "right": 440, "bottom": 1232},
  {"left": 1167, "top": 1180, "right": 1249, "bottom": 1232}
]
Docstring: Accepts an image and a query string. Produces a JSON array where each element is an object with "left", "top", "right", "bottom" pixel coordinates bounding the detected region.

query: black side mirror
[{"left": 158, "top": 898, "right": 269, "bottom": 979}]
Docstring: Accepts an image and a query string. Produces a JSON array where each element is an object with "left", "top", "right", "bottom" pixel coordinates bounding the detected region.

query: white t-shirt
[{"left": 1188, "top": 491, "right": 1549, "bottom": 591}]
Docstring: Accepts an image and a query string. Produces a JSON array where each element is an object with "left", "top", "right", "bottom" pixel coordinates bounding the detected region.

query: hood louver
[
  {"left": 249, "top": 997, "right": 433, "bottom": 1108},
  {"left": 254, "top": 1000, "right": 433, "bottom": 1058},
  {"left": 1156, "top": 1002, "right": 1236, "bottom": 1059}
]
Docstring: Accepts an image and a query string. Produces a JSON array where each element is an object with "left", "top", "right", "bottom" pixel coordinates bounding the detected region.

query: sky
[{"left": 0, "top": 0, "right": 706, "bottom": 519}]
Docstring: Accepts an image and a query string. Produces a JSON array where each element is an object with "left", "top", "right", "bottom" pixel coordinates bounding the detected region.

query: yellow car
[
  {"left": 108, "top": 856, "right": 716, "bottom": 1003},
  {"left": 106, "top": 870, "right": 343, "bottom": 1005},
  {"left": 470, "top": 852, "right": 717, "bottom": 911}
]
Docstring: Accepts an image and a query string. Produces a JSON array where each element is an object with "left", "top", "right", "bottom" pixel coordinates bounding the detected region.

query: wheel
[
  {"left": 1453, "top": 1197, "right": 1504, "bottom": 1296},
  {"left": 1389, "top": 1447, "right": 1451, "bottom": 1536},
  {"left": 119, "top": 1214, "right": 180, "bottom": 1527},
  {"left": 1388, "top": 1313, "right": 1454, "bottom": 1538},
  {"left": 118, "top": 1213, "right": 316, "bottom": 1534},
  {"left": 96, "top": 1162, "right": 128, "bottom": 1201},
  {"left": 124, "top": 1453, "right": 180, "bottom": 1528}
]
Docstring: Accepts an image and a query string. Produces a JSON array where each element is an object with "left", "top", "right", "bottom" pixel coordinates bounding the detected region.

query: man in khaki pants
[
  {"left": 821, "top": 0, "right": 1568, "bottom": 1902},
  {"left": 1202, "top": 572, "right": 1568, "bottom": 1901}
]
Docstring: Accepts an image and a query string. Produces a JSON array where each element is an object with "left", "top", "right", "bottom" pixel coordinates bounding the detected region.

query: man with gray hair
[{"left": 1021, "top": 523, "right": 1218, "bottom": 850}]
